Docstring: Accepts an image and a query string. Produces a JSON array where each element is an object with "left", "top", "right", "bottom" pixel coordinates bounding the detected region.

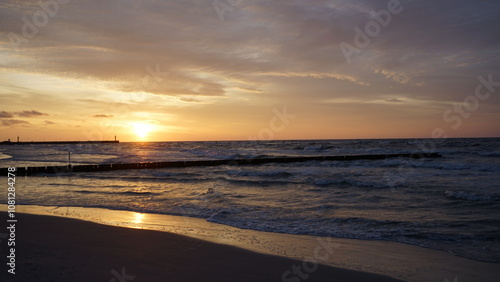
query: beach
[
  {"left": 0, "top": 211, "right": 403, "bottom": 282},
  {"left": 1, "top": 139, "right": 499, "bottom": 281},
  {"left": 1, "top": 206, "right": 499, "bottom": 282}
]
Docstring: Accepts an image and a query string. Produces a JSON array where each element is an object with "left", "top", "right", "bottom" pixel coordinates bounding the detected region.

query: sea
[{"left": 1, "top": 138, "right": 499, "bottom": 262}]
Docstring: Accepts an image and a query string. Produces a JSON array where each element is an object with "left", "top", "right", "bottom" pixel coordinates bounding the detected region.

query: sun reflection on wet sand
[{"left": 132, "top": 212, "right": 145, "bottom": 224}]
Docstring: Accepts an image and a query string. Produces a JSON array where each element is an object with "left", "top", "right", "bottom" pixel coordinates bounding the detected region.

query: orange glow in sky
[{"left": 0, "top": 1, "right": 499, "bottom": 141}]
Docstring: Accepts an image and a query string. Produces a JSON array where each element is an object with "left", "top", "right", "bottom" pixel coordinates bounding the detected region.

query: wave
[
  {"left": 178, "top": 148, "right": 267, "bottom": 160},
  {"left": 478, "top": 151, "right": 500, "bottom": 157},
  {"left": 224, "top": 178, "right": 295, "bottom": 187},
  {"left": 445, "top": 190, "right": 498, "bottom": 201},
  {"left": 47, "top": 183, "right": 91, "bottom": 187},
  {"left": 302, "top": 143, "right": 333, "bottom": 151},
  {"left": 76, "top": 173, "right": 208, "bottom": 183},
  {"left": 226, "top": 169, "right": 292, "bottom": 178},
  {"left": 377, "top": 158, "right": 495, "bottom": 172},
  {"left": 150, "top": 171, "right": 201, "bottom": 178},
  {"left": 0, "top": 152, "right": 12, "bottom": 160},
  {"left": 72, "top": 190, "right": 159, "bottom": 196},
  {"left": 206, "top": 213, "right": 500, "bottom": 262},
  {"left": 313, "top": 178, "right": 389, "bottom": 189}
]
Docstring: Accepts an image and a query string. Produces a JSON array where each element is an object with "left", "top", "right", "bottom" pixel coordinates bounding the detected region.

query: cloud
[
  {"left": 1, "top": 119, "right": 30, "bottom": 126},
  {"left": 2, "top": 1, "right": 496, "bottom": 95},
  {"left": 179, "top": 97, "right": 202, "bottom": 103},
  {"left": 93, "top": 114, "right": 113, "bottom": 118},
  {"left": 386, "top": 98, "right": 403, "bottom": 103},
  {"left": 15, "top": 110, "right": 48, "bottom": 117},
  {"left": 44, "top": 120, "right": 56, "bottom": 124},
  {"left": 0, "top": 0, "right": 499, "bottom": 138},
  {"left": 0, "top": 110, "right": 49, "bottom": 118},
  {"left": 0, "top": 111, "right": 14, "bottom": 118}
]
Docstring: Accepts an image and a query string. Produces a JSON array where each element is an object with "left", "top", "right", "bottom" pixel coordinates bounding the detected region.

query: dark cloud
[
  {"left": 1, "top": 119, "right": 30, "bottom": 126},
  {"left": 0, "top": 110, "right": 48, "bottom": 118},
  {"left": 180, "top": 97, "right": 202, "bottom": 103},
  {"left": 15, "top": 110, "right": 48, "bottom": 117},
  {"left": 44, "top": 120, "right": 56, "bottom": 124},
  {"left": 92, "top": 114, "right": 113, "bottom": 118},
  {"left": 0, "top": 111, "right": 14, "bottom": 118}
]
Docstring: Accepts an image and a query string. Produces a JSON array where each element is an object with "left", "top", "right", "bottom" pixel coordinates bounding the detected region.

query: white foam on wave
[
  {"left": 303, "top": 144, "right": 330, "bottom": 151},
  {"left": 0, "top": 152, "right": 12, "bottom": 160}
]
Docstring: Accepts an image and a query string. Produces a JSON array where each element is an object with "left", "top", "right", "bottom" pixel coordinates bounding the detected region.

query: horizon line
[{"left": 3, "top": 136, "right": 499, "bottom": 144}]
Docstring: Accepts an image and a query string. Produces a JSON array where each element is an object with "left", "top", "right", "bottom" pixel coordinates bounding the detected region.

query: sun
[{"left": 131, "top": 122, "right": 154, "bottom": 139}]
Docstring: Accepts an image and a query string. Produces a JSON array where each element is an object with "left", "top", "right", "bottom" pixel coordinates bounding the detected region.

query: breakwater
[
  {"left": 0, "top": 140, "right": 119, "bottom": 145},
  {"left": 0, "top": 153, "right": 441, "bottom": 176}
]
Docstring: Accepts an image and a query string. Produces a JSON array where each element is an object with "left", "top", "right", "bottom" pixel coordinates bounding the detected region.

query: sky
[{"left": 0, "top": 0, "right": 499, "bottom": 142}]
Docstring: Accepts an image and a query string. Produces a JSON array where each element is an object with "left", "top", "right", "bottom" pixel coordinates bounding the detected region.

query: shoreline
[
  {"left": 2, "top": 205, "right": 499, "bottom": 282},
  {"left": 0, "top": 210, "right": 401, "bottom": 282}
]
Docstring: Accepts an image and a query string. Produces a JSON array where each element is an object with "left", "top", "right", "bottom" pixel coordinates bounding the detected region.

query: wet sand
[{"left": 0, "top": 211, "right": 401, "bottom": 282}]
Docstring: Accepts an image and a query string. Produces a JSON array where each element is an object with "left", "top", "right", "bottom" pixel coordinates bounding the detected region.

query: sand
[
  {"left": 1, "top": 205, "right": 499, "bottom": 282},
  {"left": 0, "top": 211, "right": 403, "bottom": 282}
]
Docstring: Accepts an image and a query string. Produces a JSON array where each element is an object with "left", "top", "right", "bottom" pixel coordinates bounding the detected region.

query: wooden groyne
[{"left": 0, "top": 153, "right": 441, "bottom": 176}]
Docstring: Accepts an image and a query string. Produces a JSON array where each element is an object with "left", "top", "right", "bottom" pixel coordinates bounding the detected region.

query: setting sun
[{"left": 131, "top": 122, "right": 155, "bottom": 139}]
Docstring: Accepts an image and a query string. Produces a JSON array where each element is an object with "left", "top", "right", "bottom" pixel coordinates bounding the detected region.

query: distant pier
[
  {"left": 0, "top": 153, "right": 441, "bottom": 176},
  {"left": 0, "top": 140, "right": 119, "bottom": 145}
]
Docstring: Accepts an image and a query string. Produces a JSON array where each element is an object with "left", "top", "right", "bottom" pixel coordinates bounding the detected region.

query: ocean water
[{"left": 1, "top": 138, "right": 499, "bottom": 262}]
